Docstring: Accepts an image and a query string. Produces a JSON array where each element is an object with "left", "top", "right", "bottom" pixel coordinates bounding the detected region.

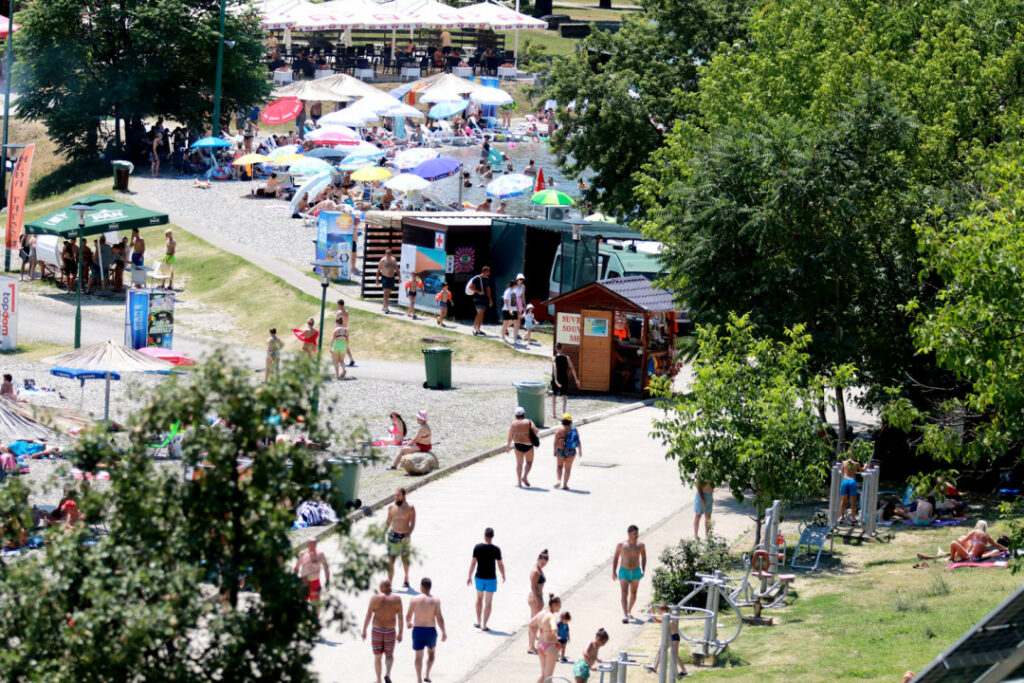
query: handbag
[{"left": 529, "top": 426, "right": 540, "bottom": 448}]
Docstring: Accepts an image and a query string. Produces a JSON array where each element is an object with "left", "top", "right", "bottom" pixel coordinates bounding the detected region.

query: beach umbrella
[
  {"left": 260, "top": 97, "right": 304, "bottom": 125},
  {"left": 585, "top": 212, "right": 610, "bottom": 222},
  {"left": 410, "top": 156, "right": 461, "bottom": 181},
  {"left": 534, "top": 167, "right": 546, "bottom": 192},
  {"left": 0, "top": 399, "right": 57, "bottom": 441},
  {"left": 0, "top": 15, "right": 20, "bottom": 39},
  {"left": 319, "top": 108, "right": 376, "bottom": 128},
  {"left": 232, "top": 153, "right": 270, "bottom": 166},
  {"left": 531, "top": 189, "right": 575, "bottom": 207},
  {"left": 306, "top": 127, "right": 360, "bottom": 146},
  {"left": 287, "top": 157, "right": 333, "bottom": 177},
  {"left": 417, "top": 73, "right": 480, "bottom": 103},
  {"left": 351, "top": 166, "right": 392, "bottom": 182},
  {"left": 267, "top": 144, "right": 301, "bottom": 161},
  {"left": 191, "top": 136, "right": 232, "bottom": 149},
  {"left": 343, "top": 141, "right": 385, "bottom": 158},
  {"left": 304, "top": 147, "right": 348, "bottom": 160},
  {"left": 393, "top": 147, "right": 440, "bottom": 170},
  {"left": 139, "top": 347, "right": 196, "bottom": 366},
  {"left": 486, "top": 173, "right": 534, "bottom": 199},
  {"left": 428, "top": 100, "right": 469, "bottom": 119},
  {"left": 268, "top": 153, "right": 305, "bottom": 167},
  {"left": 385, "top": 173, "right": 430, "bottom": 193},
  {"left": 289, "top": 171, "right": 332, "bottom": 216},
  {"left": 350, "top": 91, "right": 405, "bottom": 114},
  {"left": 338, "top": 156, "right": 376, "bottom": 171},
  {"left": 384, "top": 103, "right": 425, "bottom": 120},
  {"left": 470, "top": 86, "right": 513, "bottom": 106}
]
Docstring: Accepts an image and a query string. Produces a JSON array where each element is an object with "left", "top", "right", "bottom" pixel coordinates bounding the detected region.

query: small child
[
  {"left": 557, "top": 611, "right": 571, "bottom": 663},
  {"left": 435, "top": 282, "right": 453, "bottom": 327},
  {"left": 574, "top": 628, "right": 609, "bottom": 683},
  {"left": 645, "top": 604, "right": 688, "bottom": 678},
  {"left": 404, "top": 274, "right": 424, "bottom": 320},
  {"left": 265, "top": 328, "right": 283, "bottom": 381},
  {"left": 523, "top": 303, "right": 537, "bottom": 344}
]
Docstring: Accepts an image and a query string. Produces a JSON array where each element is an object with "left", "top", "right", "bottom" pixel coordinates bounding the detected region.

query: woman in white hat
[
  {"left": 512, "top": 273, "right": 527, "bottom": 347},
  {"left": 391, "top": 409, "right": 432, "bottom": 469}
]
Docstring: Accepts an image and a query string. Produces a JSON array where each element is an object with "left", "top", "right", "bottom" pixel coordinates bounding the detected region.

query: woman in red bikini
[
  {"left": 390, "top": 409, "right": 432, "bottom": 469},
  {"left": 293, "top": 317, "right": 319, "bottom": 356}
]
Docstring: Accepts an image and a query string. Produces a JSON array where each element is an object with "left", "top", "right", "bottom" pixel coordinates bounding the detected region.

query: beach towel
[
  {"left": 932, "top": 518, "right": 968, "bottom": 527},
  {"left": 947, "top": 559, "right": 1009, "bottom": 570}
]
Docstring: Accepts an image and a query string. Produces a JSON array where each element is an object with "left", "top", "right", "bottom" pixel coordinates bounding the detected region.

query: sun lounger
[{"left": 790, "top": 522, "right": 830, "bottom": 571}]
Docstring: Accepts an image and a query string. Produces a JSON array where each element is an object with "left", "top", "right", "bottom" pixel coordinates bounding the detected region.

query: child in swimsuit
[{"left": 574, "top": 628, "right": 610, "bottom": 682}]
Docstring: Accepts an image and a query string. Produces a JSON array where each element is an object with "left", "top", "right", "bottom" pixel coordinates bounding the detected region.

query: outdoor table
[
  {"left": 497, "top": 65, "right": 517, "bottom": 80},
  {"left": 401, "top": 66, "right": 421, "bottom": 80},
  {"left": 453, "top": 66, "right": 473, "bottom": 78},
  {"left": 315, "top": 68, "right": 334, "bottom": 79},
  {"left": 273, "top": 69, "right": 293, "bottom": 85}
]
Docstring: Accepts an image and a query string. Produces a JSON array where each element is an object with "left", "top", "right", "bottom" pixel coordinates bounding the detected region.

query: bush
[{"left": 651, "top": 535, "right": 733, "bottom": 606}]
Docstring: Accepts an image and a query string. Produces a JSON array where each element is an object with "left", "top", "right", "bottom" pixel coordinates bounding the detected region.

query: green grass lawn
[{"left": 632, "top": 513, "right": 1021, "bottom": 682}]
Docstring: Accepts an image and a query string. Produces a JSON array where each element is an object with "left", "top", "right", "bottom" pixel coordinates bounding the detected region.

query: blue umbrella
[
  {"left": 191, "top": 136, "right": 232, "bottom": 149},
  {"left": 428, "top": 99, "right": 469, "bottom": 119},
  {"left": 486, "top": 173, "right": 534, "bottom": 199},
  {"left": 338, "top": 155, "right": 377, "bottom": 171},
  {"left": 410, "top": 156, "right": 462, "bottom": 181}
]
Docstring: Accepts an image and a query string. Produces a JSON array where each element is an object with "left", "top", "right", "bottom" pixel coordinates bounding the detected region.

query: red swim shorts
[
  {"left": 306, "top": 578, "right": 321, "bottom": 602},
  {"left": 372, "top": 627, "right": 396, "bottom": 655}
]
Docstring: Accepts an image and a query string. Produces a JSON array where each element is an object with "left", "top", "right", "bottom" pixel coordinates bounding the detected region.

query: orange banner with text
[{"left": 5, "top": 143, "right": 35, "bottom": 250}]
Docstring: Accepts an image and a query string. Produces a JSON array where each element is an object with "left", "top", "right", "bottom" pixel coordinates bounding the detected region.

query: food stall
[{"left": 545, "top": 276, "right": 679, "bottom": 395}]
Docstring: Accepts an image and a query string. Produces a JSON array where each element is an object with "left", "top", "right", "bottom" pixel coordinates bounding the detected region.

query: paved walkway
[{"left": 312, "top": 407, "right": 754, "bottom": 683}]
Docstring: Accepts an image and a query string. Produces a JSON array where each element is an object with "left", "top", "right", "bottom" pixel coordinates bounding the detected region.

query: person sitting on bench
[
  {"left": 390, "top": 410, "right": 431, "bottom": 469},
  {"left": 950, "top": 521, "right": 1006, "bottom": 562}
]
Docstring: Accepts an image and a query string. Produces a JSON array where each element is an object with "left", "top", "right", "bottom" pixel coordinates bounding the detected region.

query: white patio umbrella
[
  {"left": 457, "top": 2, "right": 547, "bottom": 29},
  {"left": 393, "top": 147, "right": 440, "bottom": 170},
  {"left": 384, "top": 103, "right": 425, "bottom": 120},
  {"left": 350, "top": 91, "right": 406, "bottom": 114},
  {"left": 470, "top": 86, "right": 514, "bottom": 106},
  {"left": 385, "top": 173, "right": 430, "bottom": 193},
  {"left": 319, "top": 108, "right": 376, "bottom": 128},
  {"left": 418, "top": 73, "right": 481, "bottom": 104},
  {"left": 342, "top": 140, "right": 386, "bottom": 158}
]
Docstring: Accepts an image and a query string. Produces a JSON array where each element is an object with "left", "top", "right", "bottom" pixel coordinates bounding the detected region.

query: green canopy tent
[{"left": 25, "top": 195, "right": 169, "bottom": 348}]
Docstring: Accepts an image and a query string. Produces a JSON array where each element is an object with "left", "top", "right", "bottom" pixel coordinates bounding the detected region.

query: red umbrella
[
  {"left": 534, "top": 167, "right": 546, "bottom": 193},
  {"left": 306, "top": 127, "right": 360, "bottom": 146},
  {"left": 260, "top": 97, "right": 304, "bottom": 126},
  {"left": 0, "top": 16, "right": 19, "bottom": 39},
  {"left": 139, "top": 347, "right": 196, "bottom": 367}
]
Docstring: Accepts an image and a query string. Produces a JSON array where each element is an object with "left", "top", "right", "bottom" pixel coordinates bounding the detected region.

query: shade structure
[
  {"left": 306, "top": 126, "right": 360, "bottom": 146},
  {"left": 338, "top": 156, "right": 377, "bottom": 171},
  {"left": 6, "top": 400, "right": 95, "bottom": 437},
  {"left": 351, "top": 166, "right": 392, "bottom": 182},
  {"left": 319, "top": 108, "right": 376, "bottom": 128},
  {"left": 531, "top": 189, "right": 575, "bottom": 206},
  {"left": 486, "top": 173, "right": 534, "bottom": 199},
  {"left": 410, "top": 156, "right": 461, "bottom": 181},
  {"left": 191, "top": 136, "right": 232, "bottom": 149},
  {"left": 384, "top": 173, "right": 430, "bottom": 193},
  {"left": 261, "top": 97, "right": 305, "bottom": 125},
  {"left": 393, "top": 147, "right": 440, "bottom": 170},
  {"left": 0, "top": 14, "right": 20, "bottom": 39},
  {"left": 287, "top": 157, "right": 333, "bottom": 177},
  {"left": 0, "top": 398, "right": 57, "bottom": 441},
  {"left": 343, "top": 141, "right": 385, "bottom": 158},
  {"left": 268, "top": 144, "right": 301, "bottom": 159},
  {"left": 470, "top": 86, "right": 514, "bottom": 106},
  {"left": 267, "top": 153, "right": 305, "bottom": 167},
  {"left": 350, "top": 91, "right": 406, "bottom": 114},
  {"left": 259, "top": 0, "right": 310, "bottom": 28},
  {"left": 25, "top": 196, "right": 168, "bottom": 238},
  {"left": 304, "top": 147, "right": 348, "bottom": 160},
  {"left": 275, "top": 73, "right": 380, "bottom": 102},
  {"left": 232, "top": 153, "right": 270, "bottom": 166},
  {"left": 384, "top": 103, "right": 425, "bottom": 120},
  {"left": 290, "top": 172, "right": 332, "bottom": 215},
  {"left": 417, "top": 73, "right": 481, "bottom": 103},
  {"left": 458, "top": 2, "right": 547, "bottom": 29},
  {"left": 429, "top": 99, "right": 469, "bottom": 119},
  {"left": 139, "top": 347, "right": 196, "bottom": 366},
  {"left": 402, "top": 0, "right": 469, "bottom": 27}
]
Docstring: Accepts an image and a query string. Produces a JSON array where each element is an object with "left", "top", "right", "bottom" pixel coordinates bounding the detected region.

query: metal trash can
[
  {"left": 325, "top": 456, "right": 365, "bottom": 512},
  {"left": 514, "top": 380, "right": 547, "bottom": 428},
  {"left": 112, "top": 160, "right": 134, "bottom": 192},
  {"left": 422, "top": 347, "right": 452, "bottom": 390}
]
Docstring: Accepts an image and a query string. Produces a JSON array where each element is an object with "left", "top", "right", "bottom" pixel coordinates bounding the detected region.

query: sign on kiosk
[
  {"left": 0, "top": 277, "right": 17, "bottom": 351},
  {"left": 556, "top": 312, "right": 580, "bottom": 346}
]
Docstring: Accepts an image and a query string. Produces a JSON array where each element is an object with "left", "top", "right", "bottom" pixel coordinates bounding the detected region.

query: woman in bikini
[
  {"left": 950, "top": 520, "right": 1006, "bottom": 562},
  {"left": 293, "top": 318, "right": 319, "bottom": 357},
  {"left": 527, "top": 549, "right": 550, "bottom": 654},
  {"left": 330, "top": 313, "right": 348, "bottom": 380},
  {"left": 533, "top": 594, "right": 562, "bottom": 683}
]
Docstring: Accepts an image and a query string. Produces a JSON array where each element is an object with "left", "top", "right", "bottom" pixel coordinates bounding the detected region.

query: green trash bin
[
  {"left": 422, "top": 347, "right": 453, "bottom": 390},
  {"left": 514, "top": 380, "right": 548, "bottom": 428},
  {"left": 325, "top": 456, "right": 365, "bottom": 512},
  {"left": 112, "top": 160, "right": 134, "bottom": 192}
]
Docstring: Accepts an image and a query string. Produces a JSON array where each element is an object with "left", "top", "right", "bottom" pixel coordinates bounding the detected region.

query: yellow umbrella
[
  {"left": 268, "top": 153, "right": 305, "bottom": 166},
  {"left": 232, "top": 153, "right": 270, "bottom": 166},
  {"left": 351, "top": 166, "right": 392, "bottom": 182}
]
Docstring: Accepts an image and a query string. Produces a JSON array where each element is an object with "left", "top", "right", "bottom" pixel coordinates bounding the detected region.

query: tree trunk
[
  {"left": 816, "top": 387, "right": 828, "bottom": 425},
  {"left": 834, "top": 385, "right": 848, "bottom": 454}
]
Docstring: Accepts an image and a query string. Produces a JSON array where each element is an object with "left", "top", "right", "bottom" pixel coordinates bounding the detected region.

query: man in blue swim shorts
[
  {"left": 407, "top": 577, "right": 447, "bottom": 683},
  {"left": 612, "top": 524, "right": 647, "bottom": 623},
  {"left": 839, "top": 457, "right": 864, "bottom": 524},
  {"left": 467, "top": 527, "right": 505, "bottom": 632}
]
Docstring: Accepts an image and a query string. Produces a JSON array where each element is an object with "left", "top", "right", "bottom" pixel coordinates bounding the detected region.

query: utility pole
[
  {"left": 1, "top": 4, "right": 15, "bottom": 271},
  {"left": 211, "top": 0, "right": 226, "bottom": 136}
]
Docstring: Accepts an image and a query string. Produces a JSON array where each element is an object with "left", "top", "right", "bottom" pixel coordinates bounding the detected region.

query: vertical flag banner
[
  {"left": 147, "top": 290, "right": 175, "bottom": 348},
  {"left": 5, "top": 144, "right": 35, "bottom": 251},
  {"left": 315, "top": 210, "right": 354, "bottom": 281},
  {"left": 0, "top": 276, "right": 17, "bottom": 351}
]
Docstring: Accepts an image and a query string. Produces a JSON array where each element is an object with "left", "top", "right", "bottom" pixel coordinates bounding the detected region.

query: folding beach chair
[
  {"left": 790, "top": 521, "right": 830, "bottom": 571},
  {"left": 148, "top": 421, "right": 183, "bottom": 459}
]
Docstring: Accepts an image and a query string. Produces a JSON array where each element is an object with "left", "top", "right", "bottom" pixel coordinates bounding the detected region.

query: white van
[{"left": 548, "top": 240, "right": 663, "bottom": 300}]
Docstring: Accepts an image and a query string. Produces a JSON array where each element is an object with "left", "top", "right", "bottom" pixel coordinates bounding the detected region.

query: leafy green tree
[
  {"left": 650, "top": 314, "right": 833, "bottom": 541},
  {"left": 542, "top": 0, "right": 753, "bottom": 218},
  {"left": 15, "top": 0, "right": 271, "bottom": 158},
  {"left": 0, "top": 352, "right": 382, "bottom": 681}
]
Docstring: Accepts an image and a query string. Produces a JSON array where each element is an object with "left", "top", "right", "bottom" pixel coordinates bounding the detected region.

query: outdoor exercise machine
[
  {"left": 729, "top": 499, "right": 795, "bottom": 626},
  {"left": 660, "top": 570, "right": 744, "bottom": 669}
]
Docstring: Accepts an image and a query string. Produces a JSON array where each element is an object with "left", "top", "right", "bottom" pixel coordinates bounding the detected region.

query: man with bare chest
[
  {"left": 385, "top": 487, "right": 416, "bottom": 589},
  {"left": 406, "top": 577, "right": 447, "bottom": 683},
  {"left": 293, "top": 539, "right": 330, "bottom": 604},
  {"left": 362, "top": 579, "right": 404, "bottom": 683},
  {"left": 612, "top": 524, "right": 647, "bottom": 623}
]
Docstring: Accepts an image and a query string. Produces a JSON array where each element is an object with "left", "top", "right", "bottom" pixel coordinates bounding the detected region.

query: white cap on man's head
[
  {"left": 515, "top": 406, "right": 526, "bottom": 417},
  {"left": 417, "top": 409, "right": 428, "bottom": 421},
  {"left": 515, "top": 273, "right": 525, "bottom": 281}
]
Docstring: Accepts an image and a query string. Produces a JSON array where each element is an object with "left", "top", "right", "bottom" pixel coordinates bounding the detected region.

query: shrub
[{"left": 651, "top": 535, "right": 732, "bottom": 606}]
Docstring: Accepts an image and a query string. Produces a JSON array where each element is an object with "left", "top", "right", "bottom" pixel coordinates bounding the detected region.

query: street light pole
[
  {"left": 1, "top": 3, "right": 15, "bottom": 272},
  {"left": 70, "top": 204, "right": 93, "bottom": 349},
  {"left": 211, "top": 0, "right": 226, "bottom": 137}
]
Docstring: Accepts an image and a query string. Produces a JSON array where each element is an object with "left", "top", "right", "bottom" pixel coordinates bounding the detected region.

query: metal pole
[
  {"left": 103, "top": 372, "right": 111, "bottom": 422},
  {"left": 658, "top": 611, "right": 670, "bottom": 683},
  {"left": 667, "top": 606, "right": 679, "bottom": 680},
  {"left": 1, "top": 3, "right": 15, "bottom": 272},
  {"left": 211, "top": 0, "right": 226, "bottom": 137},
  {"left": 311, "top": 279, "right": 327, "bottom": 417},
  {"left": 74, "top": 230, "right": 83, "bottom": 348}
]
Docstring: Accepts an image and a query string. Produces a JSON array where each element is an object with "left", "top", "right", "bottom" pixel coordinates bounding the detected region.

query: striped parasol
[{"left": 0, "top": 398, "right": 57, "bottom": 441}]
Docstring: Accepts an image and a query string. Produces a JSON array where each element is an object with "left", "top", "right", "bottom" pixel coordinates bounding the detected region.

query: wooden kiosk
[{"left": 546, "top": 277, "right": 679, "bottom": 395}]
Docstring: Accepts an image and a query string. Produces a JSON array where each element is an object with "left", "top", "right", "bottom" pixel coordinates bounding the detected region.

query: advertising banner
[
  {"left": 0, "top": 276, "right": 18, "bottom": 351},
  {"left": 556, "top": 312, "right": 580, "bottom": 346},
  {"left": 126, "top": 289, "right": 151, "bottom": 349},
  {"left": 125, "top": 289, "right": 175, "bottom": 349},
  {"left": 5, "top": 144, "right": 34, "bottom": 251},
  {"left": 315, "top": 210, "right": 354, "bottom": 282},
  {"left": 400, "top": 243, "right": 447, "bottom": 315}
]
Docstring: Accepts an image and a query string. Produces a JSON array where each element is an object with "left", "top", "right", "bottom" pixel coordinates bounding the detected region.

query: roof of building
[
  {"left": 492, "top": 217, "right": 648, "bottom": 241},
  {"left": 547, "top": 276, "right": 677, "bottom": 313}
]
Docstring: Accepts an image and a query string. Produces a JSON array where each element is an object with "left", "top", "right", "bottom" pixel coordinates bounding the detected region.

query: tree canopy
[{"left": 15, "top": 0, "right": 270, "bottom": 158}]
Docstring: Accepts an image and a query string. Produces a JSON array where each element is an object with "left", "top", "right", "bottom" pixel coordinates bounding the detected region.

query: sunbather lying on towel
[{"left": 916, "top": 521, "right": 1007, "bottom": 562}]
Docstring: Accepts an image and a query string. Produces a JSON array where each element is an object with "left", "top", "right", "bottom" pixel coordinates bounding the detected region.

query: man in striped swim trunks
[{"left": 362, "top": 579, "right": 404, "bottom": 683}]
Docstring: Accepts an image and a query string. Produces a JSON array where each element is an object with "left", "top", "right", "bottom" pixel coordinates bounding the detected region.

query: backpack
[
  {"left": 564, "top": 427, "right": 580, "bottom": 451},
  {"left": 465, "top": 275, "right": 481, "bottom": 296}
]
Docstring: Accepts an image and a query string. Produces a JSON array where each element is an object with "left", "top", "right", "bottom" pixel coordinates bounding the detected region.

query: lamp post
[
  {"left": 310, "top": 259, "right": 335, "bottom": 418},
  {"left": 211, "top": 0, "right": 226, "bottom": 137},
  {"left": 70, "top": 203, "right": 94, "bottom": 349},
  {"left": 1, "top": 3, "right": 15, "bottom": 272},
  {"left": 570, "top": 221, "right": 582, "bottom": 293}
]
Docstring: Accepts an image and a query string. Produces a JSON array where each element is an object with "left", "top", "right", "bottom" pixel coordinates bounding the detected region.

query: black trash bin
[{"left": 112, "top": 160, "right": 133, "bottom": 192}]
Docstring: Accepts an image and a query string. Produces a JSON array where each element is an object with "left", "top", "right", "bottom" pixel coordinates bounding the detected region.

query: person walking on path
[
  {"left": 265, "top": 328, "right": 284, "bottom": 381},
  {"left": 294, "top": 539, "right": 330, "bottom": 605},
  {"left": 506, "top": 406, "right": 539, "bottom": 488},
  {"left": 330, "top": 313, "right": 349, "bottom": 380},
  {"left": 336, "top": 299, "right": 356, "bottom": 366},
  {"left": 574, "top": 629, "right": 610, "bottom": 683},
  {"left": 527, "top": 549, "right": 549, "bottom": 654},
  {"left": 391, "top": 410, "right": 432, "bottom": 469},
  {"left": 407, "top": 577, "right": 447, "bottom": 683},
  {"left": 362, "top": 579, "right": 404, "bottom": 683},
  {"left": 694, "top": 482, "right": 714, "bottom": 539},
  {"left": 294, "top": 317, "right": 319, "bottom": 357},
  {"left": 553, "top": 413, "right": 582, "bottom": 490},
  {"left": 385, "top": 487, "right": 416, "bottom": 590},
  {"left": 531, "top": 594, "right": 562, "bottom": 683},
  {"left": 467, "top": 527, "right": 505, "bottom": 632},
  {"left": 551, "top": 343, "right": 580, "bottom": 418},
  {"left": 163, "top": 229, "right": 176, "bottom": 289},
  {"left": 468, "top": 266, "right": 493, "bottom": 336},
  {"left": 512, "top": 273, "right": 527, "bottom": 347},
  {"left": 377, "top": 248, "right": 400, "bottom": 314},
  {"left": 435, "top": 283, "right": 452, "bottom": 327},
  {"left": 612, "top": 525, "right": 647, "bottom": 623},
  {"left": 405, "top": 273, "right": 424, "bottom": 320},
  {"left": 500, "top": 280, "right": 517, "bottom": 342}
]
